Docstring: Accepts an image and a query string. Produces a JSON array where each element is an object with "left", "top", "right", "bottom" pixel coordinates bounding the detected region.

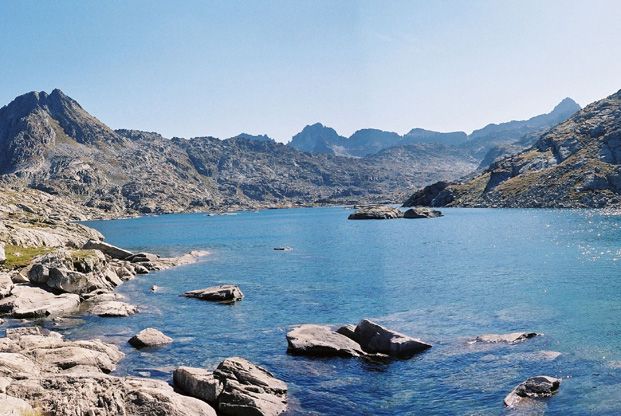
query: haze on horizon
[{"left": 1, "top": 0, "right": 620, "bottom": 142}]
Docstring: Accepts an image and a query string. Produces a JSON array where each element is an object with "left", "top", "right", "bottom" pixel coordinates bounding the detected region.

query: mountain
[
  {"left": 287, "top": 98, "right": 579, "bottom": 161},
  {"left": 231, "top": 133, "right": 274, "bottom": 142},
  {"left": 403, "top": 90, "right": 621, "bottom": 208},
  {"left": 288, "top": 124, "right": 467, "bottom": 157},
  {"left": 0, "top": 90, "right": 479, "bottom": 214},
  {"left": 288, "top": 123, "right": 348, "bottom": 155}
]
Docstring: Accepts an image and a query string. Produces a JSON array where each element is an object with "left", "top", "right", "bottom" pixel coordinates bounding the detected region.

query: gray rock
[
  {"left": 0, "top": 393, "right": 33, "bottom": 415},
  {"left": 173, "top": 366, "right": 223, "bottom": 403},
  {"left": 0, "top": 275, "right": 13, "bottom": 299},
  {"left": 0, "top": 244, "right": 5, "bottom": 264},
  {"left": 184, "top": 285, "right": 244, "bottom": 303},
  {"left": 83, "top": 239, "right": 133, "bottom": 260},
  {"left": 354, "top": 319, "right": 432, "bottom": 358},
  {"left": 89, "top": 300, "right": 138, "bottom": 317},
  {"left": 128, "top": 328, "right": 173, "bottom": 348},
  {"left": 286, "top": 324, "right": 364, "bottom": 357},
  {"left": 474, "top": 332, "right": 540, "bottom": 344},
  {"left": 504, "top": 375, "right": 561, "bottom": 407},
  {"left": 0, "top": 286, "right": 80, "bottom": 318},
  {"left": 214, "top": 357, "right": 287, "bottom": 416},
  {"left": 127, "top": 252, "right": 160, "bottom": 263},
  {"left": 335, "top": 324, "right": 358, "bottom": 343},
  {"left": 347, "top": 205, "right": 403, "bottom": 220},
  {"left": 403, "top": 207, "right": 443, "bottom": 218}
]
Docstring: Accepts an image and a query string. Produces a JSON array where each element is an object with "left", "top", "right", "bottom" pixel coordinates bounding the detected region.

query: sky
[{"left": 1, "top": 0, "right": 620, "bottom": 142}]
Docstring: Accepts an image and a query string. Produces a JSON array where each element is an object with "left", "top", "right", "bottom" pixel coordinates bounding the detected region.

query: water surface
[{"left": 72, "top": 208, "right": 621, "bottom": 415}]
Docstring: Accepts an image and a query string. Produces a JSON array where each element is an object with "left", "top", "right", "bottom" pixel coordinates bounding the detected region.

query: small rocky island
[{"left": 347, "top": 205, "right": 443, "bottom": 220}]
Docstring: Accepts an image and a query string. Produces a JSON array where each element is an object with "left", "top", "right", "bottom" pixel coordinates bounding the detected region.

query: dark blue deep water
[{"left": 74, "top": 208, "right": 621, "bottom": 415}]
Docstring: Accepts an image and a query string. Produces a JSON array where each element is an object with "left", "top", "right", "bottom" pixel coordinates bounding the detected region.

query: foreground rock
[
  {"left": 355, "top": 319, "right": 432, "bottom": 358},
  {"left": 0, "top": 286, "right": 80, "bottom": 318},
  {"left": 347, "top": 205, "right": 403, "bottom": 220},
  {"left": 473, "top": 332, "right": 540, "bottom": 344},
  {"left": 175, "top": 357, "right": 287, "bottom": 416},
  {"left": 129, "top": 328, "right": 173, "bottom": 348},
  {"left": 403, "top": 207, "right": 443, "bottom": 219},
  {"left": 504, "top": 375, "right": 561, "bottom": 407},
  {"left": 184, "top": 285, "right": 244, "bottom": 303},
  {"left": 0, "top": 328, "right": 217, "bottom": 416},
  {"left": 286, "top": 324, "right": 364, "bottom": 357}
]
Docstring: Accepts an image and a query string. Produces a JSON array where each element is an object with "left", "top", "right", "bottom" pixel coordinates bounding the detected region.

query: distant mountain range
[
  {"left": 403, "top": 90, "right": 621, "bottom": 208},
  {"left": 288, "top": 98, "right": 580, "bottom": 160}
]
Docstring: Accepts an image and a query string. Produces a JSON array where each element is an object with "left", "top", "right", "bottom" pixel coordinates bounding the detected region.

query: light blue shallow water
[{"left": 71, "top": 207, "right": 621, "bottom": 415}]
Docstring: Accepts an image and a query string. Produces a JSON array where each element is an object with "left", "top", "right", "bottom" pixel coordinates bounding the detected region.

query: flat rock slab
[
  {"left": 184, "top": 285, "right": 244, "bottom": 303},
  {"left": 403, "top": 207, "right": 443, "bottom": 218},
  {"left": 504, "top": 375, "right": 561, "bottom": 407},
  {"left": 0, "top": 286, "right": 80, "bottom": 318},
  {"left": 89, "top": 300, "right": 138, "bottom": 317},
  {"left": 355, "top": 319, "right": 432, "bottom": 358},
  {"left": 348, "top": 206, "right": 403, "bottom": 220},
  {"left": 129, "top": 328, "right": 173, "bottom": 348},
  {"left": 286, "top": 324, "right": 364, "bottom": 357},
  {"left": 474, "top": 332, "right": 540, "bottom": 344},
  {"left": 83, "top": 239, "right": 133, "bottom": 260}
]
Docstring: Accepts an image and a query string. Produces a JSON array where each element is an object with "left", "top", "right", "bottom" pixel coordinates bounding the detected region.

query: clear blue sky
[{"left": 1, "top": 0, "right": 620, "bottom": 142}]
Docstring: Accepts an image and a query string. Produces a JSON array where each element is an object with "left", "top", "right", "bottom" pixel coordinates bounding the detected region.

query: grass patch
[
  {"left": 3, "top": 245, "right": 53, "bottom": 269},
  {"left": 68, "top": 249, "right": 99, "bottom": 262}
]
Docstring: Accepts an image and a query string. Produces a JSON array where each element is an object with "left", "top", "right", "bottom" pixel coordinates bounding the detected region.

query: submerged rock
[
  {"left": 474, "top": 332, "right": 540, "bottom": 344},
  {"left": 184, "top": 285, "right": 244, "bottom": 303},
  {"left": 504, "top": 375, "right": 561, "bottom": 407},
  {"left": 129, "top": 328, "right": 173, "bottom": 348},
  {"left": 347, "top": 205, "right": 403, "bottom": 220},
  {"left": 403, "top": 207, "right": 443, "bottom": 218},
  {"left": 354, "top": 319, "right": 432, "bottom": 358},
  {"left": 89, "top": 300, "right": 138, "bottom": 317},
  {"left": 286, "top": 324, "right": 364, "bottom": 357}
]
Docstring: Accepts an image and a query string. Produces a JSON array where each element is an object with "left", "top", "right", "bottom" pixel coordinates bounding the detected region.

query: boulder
[
  {"left": 474, "top": 332, "right": 540, "bottom": 344},
  {"left": 83, "top": 240, "right": 133, "bottom": 260},
  {"left": 347, "top": 205, "right": 403, "bottom": 220},
  {"left": 184, "top": 285, "right": 244, "bottom": 303},
  {"left": 0, "top": 274, "right": 13, "bottom": 299},
  {"left": 173, "top": 366, "right": 223, "bottom": 403},
  {"left": 0, "top": 393, "right": 33, "bottom": 416},
  {"left": 89, "top": 301, "right": 138, "bottom": 317},
  {"left": 128, "top": 328, "right": 173, "bottom": 348},
  {"left": 127, "top": 252, "right": 160, "bottom": 263},
  {"left": 336, "top": 324, "right": 358, "bottom": 342},
  {"left": 0, "top": 286, "right": 80, "bottom": 318},
  {"left": 354, "top": 319, "right": 432, "bottom": 358},
  {"left": 403, "top": 207, "right": 443, "bottom": 219},
  {"left": 214, "top": 357, "right": 287, "bottom": 416},
  {"left": 504, "top": 375, "right": 561, "bottom": 407},
  {"left": 286, "top": 324, "right": 364, "bottom": 357}
]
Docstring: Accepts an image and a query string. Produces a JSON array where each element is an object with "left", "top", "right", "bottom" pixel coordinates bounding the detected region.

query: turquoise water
[{"left": 73, "top": 208, "right": 621, "bottom": 415}]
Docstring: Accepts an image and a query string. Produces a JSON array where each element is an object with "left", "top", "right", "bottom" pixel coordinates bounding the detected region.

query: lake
[{"left": 74, "top": 207, "right": 621, "bottom": 415}]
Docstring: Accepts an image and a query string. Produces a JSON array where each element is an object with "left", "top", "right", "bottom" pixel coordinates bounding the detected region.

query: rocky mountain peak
[{"left": 550, "top": 97, "right": 581, "bottom": 116}]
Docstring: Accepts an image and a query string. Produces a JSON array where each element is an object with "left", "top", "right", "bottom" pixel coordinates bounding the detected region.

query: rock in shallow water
[
  {"left": 184, "top": 285, "right": 244, "bottom": 303},
  {"left": 354, "top": 319, "right": 432, "bottom": 358},
  {"left": 174, "top": 357, "right": 287, "bottom": 416},
  {"left": 504, "top": 375, "right": 561, "bottom": 407},
  {"left": 286, "top": 324, "right": 364, "bottom": 357},
  {"left": 403, "top": 207, "right": 443, "bottom": 218},
  {"left": 129, "top": 328, "right": 173, "bottom": 348},
  {"left": 473, "top": 332, "right": 540, "bottom": 344},
  {"left": 347, "top": 205, "right": 403, "bottom": 220},
  {"left": 89, "top": 300, "right": 138, "bottom": 317}
]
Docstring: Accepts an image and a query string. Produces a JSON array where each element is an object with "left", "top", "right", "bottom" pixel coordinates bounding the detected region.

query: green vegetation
[
  {"left": 68, "top": 249, "right": 99, "bottom": 262},
  {"left": 3, "top": 245, "right": 53, "bottom": 269}
]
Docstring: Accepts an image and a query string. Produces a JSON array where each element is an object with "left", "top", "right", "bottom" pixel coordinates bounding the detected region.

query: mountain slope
[{"left": 403, "top": 90, "right": 621, "bottom": 208}]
